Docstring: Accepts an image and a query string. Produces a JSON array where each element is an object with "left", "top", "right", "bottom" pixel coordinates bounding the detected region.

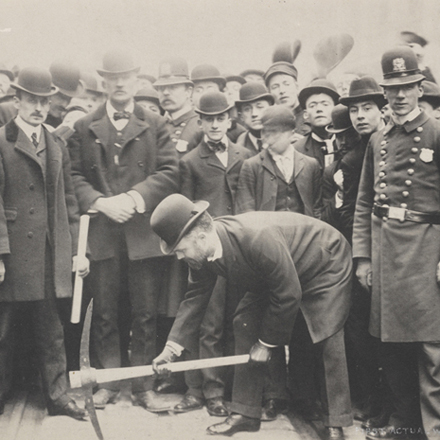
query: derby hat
[
  {"left": 50, "top": 61, "right": 85, "bottom": 97},
  {"left": 260, "top": 105, "right": 295, "bottom": 130},
  {"left": 80, "top": 72, "right": 105, "bottom": 95},
  {"left": 191, "top": 64, "right": 226, "bottom": 89},
  {"left": 97, "top": 49, "right": 140, "bottom": 77},
  {"left": 264, "top": 62, "right": 298, "bottom": 86},
  {"left": 137, "top": 73, "right": 156, "bottom": 84},
  {"left": 235, "top": 82, "right": 274, "bottom": 107},
  {"left": 379, "top": 46, "right": 425, "bottom": 86},
  {"left": 225, "top": 74, "right": 246, "bottom": 85},
  {"left": 153, "top": 57, "right": 193, "bottom": 88},
  {"left": 326, "top": 104, "right": 352, "bottom": 134},
  {"left": 134, "top": 87, "right": 160, "bottom": 106},
  {"left": 195, "top": 91, "right": 234, "bottom": 116},
  {"left": 151, "top": 194, "right": 210, "bottom": 255},
  {"left": 339, "top": 76, "right": 387, "bottom": 108},
  {"left": 298, "top": 78, "right": 340, "bottom": 109},
  {"left": 420, "top": 81, "right": 440, "bottom": 107},
  {"left": 240, "top": 69, "right": 265, "bottom": 79},
  {"left": 11, "top": 66, "right": 58, "bottom": 96},
  {"left": 400, "top": 31, "right": 428, "bottom": 48},
  {"left": 0, "top": 64, "right": 14, "bottom": 82}
]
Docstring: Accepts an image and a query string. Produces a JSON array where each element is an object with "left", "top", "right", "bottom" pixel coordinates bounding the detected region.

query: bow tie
[
  {"left": 207, "top": 141, "right": 227, "bottom": 153},
  {"left": 113, "top": 111, "right": 131, "bottom": 121}
]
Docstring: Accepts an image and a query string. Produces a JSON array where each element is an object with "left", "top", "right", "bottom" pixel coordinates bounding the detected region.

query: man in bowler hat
[
  {"left": 151, "top": 194, "right": 353, "bottom": 438},
  {"left": 354, "top": 46, "right": 440, "bottom": 439},
  {"left": 68, "top": 49, "right": 178, "bottom": 410},
  {"left": 0, "top": 66, "right": 89, "bottom": 419}
]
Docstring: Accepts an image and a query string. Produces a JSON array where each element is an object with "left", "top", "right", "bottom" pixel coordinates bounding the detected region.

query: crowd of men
[{"left": 0, "top": 29, "right": 440, "bottom": 440}]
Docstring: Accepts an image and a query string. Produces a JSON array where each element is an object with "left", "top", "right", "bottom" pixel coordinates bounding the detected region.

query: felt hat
[
  {"left": 191, "top": 64, "right": 226, "bottom": 89},
  {"left": 240, "top": 69, "right": 265, "bottom": 79},
  {"left": 80, "top": 72, "right": 105, "bottom": 95},
  {"left": 11, "top": 66, "right": 58, "bottom": 96},
  {"left": 50, "top": 61, "right": 85, "bottom": 97},
  {"left": 339, "top": 76, "right": 387, "bottom": 109},
  {"left": 326, "top": 104, "right": 352, "bottom": 134},
  {"left": 260, "top": 105, "right": 296, "bottom": 130},
  {"left": 151, "top": 194, "right": 210, "bottom": 255},
  {"left": 225, "top": 74, "right": 246, "bottom": 85},
  {"left": 153, "top": 57, "right": 193, "bottom": 87},
  {"left": 97, "top": 49, "right": 140, "bottom": 77},
  {"left": 264, "top": 62, "right": 298, "bottom": 86},
  {"left": 400, "top": 31, "right": 428, "bottom": 47},
  {"left": 0, "top": 64, "right": 14, "bottom": 82},
  {"left": 195, "top": 91, "right": 234, "bottom": 116},
  {"left": 298, "top": 78, "right": 339, "bottom": 109},
  {"left": 134, "top": 87, "right": 160, "bottom": 106},
  {"left": 420, "top": 81, "right": 440, "bottom": 107},
  {"left": 235, "top": 82, "right": 274, "bottom": 107}
]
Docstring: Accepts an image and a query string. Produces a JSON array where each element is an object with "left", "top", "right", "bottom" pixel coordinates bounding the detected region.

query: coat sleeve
[
  {"left": 0, "top": 152, "right": 10, "bottom": 256},
  {"left": 167, "top": 265, "right": 217, "bottom": 352},
  {"left": 312, "top": 160, "right": 323, "bottom": 219},
  {"left": 352, "top": 139, "right": 375, "bottom": 259},
  {"left": 179, "top": 157, "right": 196, "bottom": 201},
  {"left": 247, "top": 229, "right": 302, "bottom": 346},
  {"left": 235, "top": 158, "right": 257, "bottom": 214},
  {"left": 131, "top": 117, "right": 179, "bottom": 213},
  {"left": 320, "top": 161, "right": 339, "bottom": 227}
]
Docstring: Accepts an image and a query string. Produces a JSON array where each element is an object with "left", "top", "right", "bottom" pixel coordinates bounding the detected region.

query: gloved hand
[
  {"left": 356, "top": 258, "right": 372, "bottom": 292},
  {"left": 152, "top": 345, "right": 178, "bottom": 374},
  {"left": 249, "top": 341, "right": 272, "bottom": 364}
]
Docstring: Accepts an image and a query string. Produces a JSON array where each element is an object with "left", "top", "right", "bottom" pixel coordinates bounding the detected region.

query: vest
[
  {"left": 273, "top": 161, "right": 305, "bottom": 213},
  {"left": 107, "top": 121, "right": 130, "bottom": 195}
]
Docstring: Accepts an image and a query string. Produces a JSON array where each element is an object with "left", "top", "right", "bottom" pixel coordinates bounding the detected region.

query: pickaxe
[{"left": 70, "top": 300, "right": 250, "bottom": 439}]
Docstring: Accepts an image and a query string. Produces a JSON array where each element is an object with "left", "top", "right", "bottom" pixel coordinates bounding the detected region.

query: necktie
[
  {"left": 31, "top": 132, "right": 39, "bottom": 148},
  {"left": 114, "top": 111, "right": 131, "bottom": 121},
  {"left": 207, "top": 141, "right": 227, "bottom": 153},
  {"left": 256, "top": 138, "right": 263, "bottom": 151}
]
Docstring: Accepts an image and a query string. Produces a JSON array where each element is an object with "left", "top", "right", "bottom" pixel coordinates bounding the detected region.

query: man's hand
[
  {"left": 72, "top": 256, "right": 90, "bottom": 278},
  {"left": 249, "top": 341, "right": 272, "bottom": 364},
  {"left": 93, "top": 194, "right": 136, "bottom": 223},
  {"left": 152, "top": 345, "right": 178, "bottom": 374},
  {"left": 356, "top": 258, "right": 372, "bottom": 292},
  {"left": 0, "top": 260, "right": 5, "bottom": 284},
  {"left": 333, "top": 169, "right": 344, "bottom": 190}
]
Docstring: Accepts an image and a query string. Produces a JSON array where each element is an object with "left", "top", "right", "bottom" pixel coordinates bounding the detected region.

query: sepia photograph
[{"left": 0, "top": 0, "right": 440, "bottom": 439}]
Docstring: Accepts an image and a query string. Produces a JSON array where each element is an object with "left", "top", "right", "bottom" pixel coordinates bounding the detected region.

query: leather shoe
[
  {"left": 93, "top": 389, "right": 118, "bottom": 409},
  {"left": 362, "top": 410, "right": 391, "bottom": 430},
  {"left": 207, "top": 414, "right": 260, "bottom": 436},
  {"left": 206, "top": 397, "right": 228, "bottom": 417},
  {"left": 261, "top": 399, "right": 288, "bottom": 421},
  {"left": 48, "top": 400, "right": 87, "bottom": 421},
  {"left": 174, "top": 394, "right": 204, "bottom": 413},
  {"left": 324, "top": 427, "right": 345, "bottom": 440},
  {"left": 133, "top": 391, "right": 150, "bottom": 409}
]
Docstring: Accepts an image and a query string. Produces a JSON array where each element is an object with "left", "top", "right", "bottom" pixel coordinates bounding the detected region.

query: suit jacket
[
  {"left": 295, "top": 132, "right": 332, "bottom": 170},
  {"left": 68, "top": 102, "right": 178, "bottom": 261},
  {"left": 236, "top": 131, "right": 260, "bottom": 157},
  {"left": 0, "top": 120, "right": 79, "bottom": 301},
  {"left": 0, "top": 101, "right": 17, "bottom": 128},
  {"left": 179, "top": 139, "right": 252, "bottom": 218},
  {"left": 235, "top": 148, "right": 322, "bottom": 218},
  {"left": 168, "top": 212, "right": 352, "bottom": 350}
]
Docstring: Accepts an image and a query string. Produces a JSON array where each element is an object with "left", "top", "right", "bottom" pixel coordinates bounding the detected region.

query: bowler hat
[
  {"left": 298, "top": 78, "right": 340, "bottom": 109},
  {"left": 191, "top": 64, "right": 226, "bottom": 90},
  {"left": 153, "top": 57, "right": 193, "bottom": 88},
  {"left": 137, "top": 73, "right": 156, "bottom": 84},
  {"left": 0, "top": 64, "right": 14, "bottom": 82},
  {"left": 150, "top": 194, "right": 210, "bottom": 255},
  {"left": 339, "top": 76, "right": 387, "bottom": 109},
  {"left": 260, "top": 105, "right": 295, "bottom": 130},
  {"left": 379, "top": 46, "right": 425, "bottom": 86},
  {"left": 235, "top": 82, "right": 274, "bottom": 107},
  {"left": 11, "top": 66, "right": 58, "bottom": 96},
  {"left": 134, "top": 87, "right": 160, "bottom": 107},
  {"left": 50, "top": 61, "right": 85, "bottom": 97},
  {"left": 264, "top": 62, "right": 298, "bottom": 86},
  {"left": 225, "top": 74, "right": 246, "bottom": 85},
  {"left": 420, "top": 81, "right": 440, "bottom": 108},
  {"left": 400, "top": 31, "right": 428, "bottom": 48},
  {"left": 80, "top": 72, "right": 105, "bottom": 95},
  {"left": 195, "top": 91, "right": 233, "bottom": 116},
  {"left": 326, "top": 104, "right": 352, "bottom": 134},
  {"left": 240, "top": 69, "right": 265, "bottom": 80},
  {"left": 97, "top": 50, "right": 140, "bottom": 77}
]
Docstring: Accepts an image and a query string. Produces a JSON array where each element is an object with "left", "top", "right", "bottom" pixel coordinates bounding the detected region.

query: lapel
[
  {"left": 199, "top": 141, "right": 226, "bottom": 171},
  {"left": 225, "top": 142, "right": 241, "bottom": 173},
  {"left": 44, "top": 127, "right": 62, "bottom": 189},
  {"left": 14, "top": 126, "right": 40, "bottom": 166},
  {"left": 119, "top": 104, "right": 150, "bottom": 151},
  {"left": 261, "top": 149, "right": 277, "bottom": 177},
  {"left": 245, "top": 133, "right": 259, "bottom": 155},
  {"left": 293, "top": 149, "right": 304, "bottom": 179}
]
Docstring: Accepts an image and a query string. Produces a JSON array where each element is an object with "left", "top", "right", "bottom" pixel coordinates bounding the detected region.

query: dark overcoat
[
  {"left": 168, "top": 212, "right": 352, "bottom": 349},
  {"left": 68, "top": 103, "right": 178, "bottom": 261},
  {"left": 353, "top": 111, "right": 440, "bottom": 342},
  {"left": 179, "top": 140, "right": 251, "bottom": 217},
  {"left": 235, "top": 131, "right": 260, "bottom": 157},
  {"left": 235, "top": 148, "right": 322, "bottom": 217},
  {"left": 0, "top": 120, "right": 79, "bottom": 301}
]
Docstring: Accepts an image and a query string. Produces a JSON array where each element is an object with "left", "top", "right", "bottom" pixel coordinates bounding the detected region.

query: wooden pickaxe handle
[
  {"left": 70, "top": 214, "right": 90, "bottom": 324},
  {"left": 70, "top": 354, "right": 250, "bottom": 389}
]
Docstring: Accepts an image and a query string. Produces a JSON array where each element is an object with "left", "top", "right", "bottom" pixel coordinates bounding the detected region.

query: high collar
[
  {"left": 106, "top": 100, "right": 135, "bottom": 119},
  {"left": 384, "top": 109, "right": 430, "bottom": 135},
  {"left": 391, "top": 106, "right": 421, "bottom": 126},
  {"left": 15, "top": 115, "right": 42, "bottom": 143}
]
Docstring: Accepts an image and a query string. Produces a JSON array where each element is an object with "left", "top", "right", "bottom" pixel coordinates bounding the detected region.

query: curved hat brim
[
  {"left": 159, "top": 200, "right": 210, "bottom": 255},
  {"left": 97, "top": 67, "right": 140, "bottom": 77},
  {"left": 153, "top": 78, "right": 194, "bottom": 88},
  {"left": 299, "top": 86, "right": 340, "bottom": 109},
  {"left": 193, "top": 76, "right": 226, "bottom": 89},
  {"left": 195, "top": 103, "right": 235, "bottom": 116},
  {"left": 339, "top": 93, "right": 387, "bottom": 108},
  {"left": 236, "top": 93, "right": 275, "bottom": 106},
  {"left": 326, "top": 124, "right": 351, "bottom": 134},
  {"left": 11, "top": 83, "right": 59, "bottom": 97},
  {"left": 379, "top": 74, "right": 425, "bottom": 87},
  {"left": 0, "top": 70, "right": 14, "bottom": 82},
  {"left": 58, "top": 79, "right": 86, "bottom": 98}
]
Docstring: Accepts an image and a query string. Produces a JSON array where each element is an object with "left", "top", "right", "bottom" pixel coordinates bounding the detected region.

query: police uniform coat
[
  {"left": 353, "top": 111, "right": 440, "bottom": 342},
  {"left": 68, "top": 103, "right": 178, "bottom": 261},
  {"left": 179, "top": 139, "right": 251, "bottom": 218},
  {"left": 235, "top": 148, "right": 322, "bottom": 217},
  {"left": 0, "top": 120, "right": 79, "bottom": 302}
]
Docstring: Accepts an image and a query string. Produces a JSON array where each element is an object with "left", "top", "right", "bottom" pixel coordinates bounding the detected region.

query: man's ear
[
  {"left": 13, "top": 96, "right": 20, "bottom": 111},
  {"left": 197, "top": 118, "right": 203, "bottom": 127},
  {"left": 303, "top": 110, "right": 309, "bottom": 120}
]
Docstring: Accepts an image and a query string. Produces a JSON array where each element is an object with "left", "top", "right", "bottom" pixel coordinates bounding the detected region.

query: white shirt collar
[
  {"left": 392, "top": 106, "right": 421, "bottom": 126},
  {"left": 15, "top": 115, "right": 42, "bottom": 143},
  {"left": 106, "top": 100, "right": 135, "bottom": 120},
  {"left": 207, "top": 231, "right": 223, "bottom": 262},
  {"left": 204, "top": 134, "right": 229, "bottom": 148}
]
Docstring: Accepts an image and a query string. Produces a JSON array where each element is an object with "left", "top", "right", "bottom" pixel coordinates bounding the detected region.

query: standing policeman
[{"left": 354, "top": 46, "right": 440, "bottom": 439}]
